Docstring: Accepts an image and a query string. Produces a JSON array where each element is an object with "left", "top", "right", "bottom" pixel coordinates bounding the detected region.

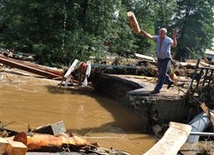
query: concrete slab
[{"left": 108, "top": 74, "right": 187, "bottom": 97}]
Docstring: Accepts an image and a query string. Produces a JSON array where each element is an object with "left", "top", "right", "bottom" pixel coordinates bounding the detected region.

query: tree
[
  {"left": 0, "top": 0, "right": 213, "bottom": 65},
  {"left": 172, "top": 0, "right": 214, "bottom": 61},
  {"left": 0, "top": 0, "right": 144, "bottom": 64},
  {"left": 119, "top": 0, "right": 156, "bottom": 57},
  {"left": 0, "top": 0, "right": 67, "bottom": 64}
]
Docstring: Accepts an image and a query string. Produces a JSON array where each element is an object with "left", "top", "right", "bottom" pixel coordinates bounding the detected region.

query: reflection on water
[{"left": 0, "top": 69, "right": 156, "bottom": 154}]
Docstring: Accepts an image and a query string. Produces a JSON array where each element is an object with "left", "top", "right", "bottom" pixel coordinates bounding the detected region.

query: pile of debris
[
  {"left": 1, "top": 49, "right": 35, "bottom": 62},
  {"left": 0, "top": 121, "right": 131, "bottom": 155}
]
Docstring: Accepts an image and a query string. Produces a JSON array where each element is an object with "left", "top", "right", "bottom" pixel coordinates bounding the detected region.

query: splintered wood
[
  {"left": 127, "top": 11, "right": 141, "bottom": 33},
  {"left": 200, "top": 102, "right": 214, "bottom": 126},
  {"left": 0, "top": 137, "right": 9, "bottom": 154},
  {"left": 143, "top": 122, "right": 192, "bottom": 155},
  {"left": 6, "top": 140, "right": 28, "bottom": 155}
]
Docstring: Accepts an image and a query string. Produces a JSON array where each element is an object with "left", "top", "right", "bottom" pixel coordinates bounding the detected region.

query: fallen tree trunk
[{"left": 13, "top": 132, "right": 87, "bottom": 152}]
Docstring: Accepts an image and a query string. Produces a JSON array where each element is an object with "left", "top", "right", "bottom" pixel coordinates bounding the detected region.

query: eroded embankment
[{"left": 93, "top": 74, "right": 198, "bottom": 132}]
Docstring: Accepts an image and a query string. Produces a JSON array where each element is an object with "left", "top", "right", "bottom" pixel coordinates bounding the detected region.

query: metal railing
[{"left": 190, "top": 59, "right": 214, "bottom": 94}]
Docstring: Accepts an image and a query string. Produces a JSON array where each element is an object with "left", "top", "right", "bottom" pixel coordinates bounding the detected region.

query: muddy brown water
[{"left": 0, "top": 69, "right": 156, "bottom": 155}]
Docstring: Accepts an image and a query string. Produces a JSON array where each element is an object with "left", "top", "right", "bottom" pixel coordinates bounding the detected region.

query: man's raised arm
[
  {"left": 172, "top": 29, "right": 177, "bottom": 48},
  {"left": 139, "top": 29, "right": 155, "bottom": 41}
]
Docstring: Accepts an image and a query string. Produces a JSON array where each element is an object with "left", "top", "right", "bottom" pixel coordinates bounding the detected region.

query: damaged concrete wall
[
  {"left": 127, "top": 94, "right": 188, "bottom": 132},
  {"left": 94, "top": 73, "right": 194, "bottom": 132}
]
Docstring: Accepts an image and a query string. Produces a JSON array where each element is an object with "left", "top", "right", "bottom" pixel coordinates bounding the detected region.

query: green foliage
[
  {"left": 64, "top": 29, "right": 108, "bottom": 64},
  {"left": 172, "top": 0, "right": 214, "bottom": 61},
  {"left": 0, "top": 0, "right": 213, "bottom": 65}
]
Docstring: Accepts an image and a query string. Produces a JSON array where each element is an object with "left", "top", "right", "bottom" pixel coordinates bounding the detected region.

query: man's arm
[
  {"left": 172, "top": 29, "right": 177, "bottom": 48},
  {"left": 139, "top": 29, "right": 155, "bottom": 41}
]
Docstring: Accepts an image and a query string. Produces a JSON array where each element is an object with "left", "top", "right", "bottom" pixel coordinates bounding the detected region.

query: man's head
[{"left": 159, "top": 28, "right": 167, "bottom": 39}]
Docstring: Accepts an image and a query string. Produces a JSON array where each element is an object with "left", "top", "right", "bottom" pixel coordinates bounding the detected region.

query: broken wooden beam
[
  {"left": 199, "top": 102, "right": 214, "bottom": 126},
  {"left": 0, "top": 137, "right": 9, "bottom": 154},
  {"left": 143, "top": 122, "right": 192, "bottom": 155},
  {"left": 127, "top": 11, "right": 141, "bottom": 33},
  {"left": 6, "top": 140, "right": 28, "bottom": 155},
  {"left": 0, "top": 55, "right": 63, "bottom": 79},
  {"left": 13, "top": 132, "right": 87, "bottom": 152},
  {"left": 135, "top": 53, "right": 155, "bottom": 62}
]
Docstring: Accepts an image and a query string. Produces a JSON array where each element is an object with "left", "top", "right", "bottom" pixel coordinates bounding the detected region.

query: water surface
[{"left": 0, "top": 69, "right": 156, "bottom": 154}]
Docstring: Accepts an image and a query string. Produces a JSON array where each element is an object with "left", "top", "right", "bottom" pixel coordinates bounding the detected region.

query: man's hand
[
  {"left": 172, "top": 29, "right": 178, "bottom": 48},
  {"left": 172, "top": 29, "right": 177, "bottom": 39}
]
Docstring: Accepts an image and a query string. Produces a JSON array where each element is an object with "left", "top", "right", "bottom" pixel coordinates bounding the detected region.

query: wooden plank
[
  {"left": 0, "top": 137, "right": 9, "bottom": 154},
  {"left": 143, "top": 122, "right": 192, "bottom": 155},
  {"left": 200, "top": 102, "right": 214, "bottom": 126},
  {"left": 135, "top": 53, "right": 155, "bottom": 62},
  {"left": 127, "top": 11, "right": 141, "bottom": 33},
  {"left": 64, "top": 59, "right": 80, "bottom": 78},
  {"left": 0, "top": 55, "right": 63, "bottom": 79},
  {"left": 6, "top": 140, "right": 28, "bottom": 155}
]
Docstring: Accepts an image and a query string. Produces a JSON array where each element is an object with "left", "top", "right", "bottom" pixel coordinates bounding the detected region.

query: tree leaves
[
  {"left": 172, "top": 0, "right": 214, "bottom": 60},
  {"left": 0, "top": 0, "right": 213, "bottom": 65}
]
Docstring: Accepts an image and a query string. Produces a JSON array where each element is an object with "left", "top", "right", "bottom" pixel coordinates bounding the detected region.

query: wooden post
[{"left": 143, "top": 122, "right": 192, "bottom": 155}]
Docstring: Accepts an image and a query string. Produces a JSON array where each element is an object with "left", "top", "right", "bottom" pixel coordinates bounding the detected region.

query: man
[{"left": 139, "top": 28, "right": 177, "bottom": 94}]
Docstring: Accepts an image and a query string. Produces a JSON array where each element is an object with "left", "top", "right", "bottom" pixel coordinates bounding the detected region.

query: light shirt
[{"left": 154, "top": 35, "right": 173, "bottom": 59}]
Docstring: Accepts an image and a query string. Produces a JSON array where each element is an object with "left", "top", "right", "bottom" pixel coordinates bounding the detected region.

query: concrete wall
[{"left": 94, "top": 74, "right": 195, "bottom": 132}]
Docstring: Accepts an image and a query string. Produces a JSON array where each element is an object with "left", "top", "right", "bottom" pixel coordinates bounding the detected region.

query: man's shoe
[
  {"left": 167, "top": 81, "right": 174, "bottom": 89},
  {"left": 150, "top": 90, "right": 160, "bottom": 94}
]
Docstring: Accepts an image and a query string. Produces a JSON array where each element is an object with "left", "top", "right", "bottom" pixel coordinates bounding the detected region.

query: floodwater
[{"left": 0, "top": 68, "right": 156, "bottom": 155}]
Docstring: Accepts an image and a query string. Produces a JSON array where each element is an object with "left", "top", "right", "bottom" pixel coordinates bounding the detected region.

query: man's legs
[
  {"left": 165, "top": 60, "right": 174, "bottom": 89},
  {"left": 164, "top": 60, "right": 172, "bottom": 84},
  {"left": 152, "top": 58, "right": 172, "bottom": 93}
]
